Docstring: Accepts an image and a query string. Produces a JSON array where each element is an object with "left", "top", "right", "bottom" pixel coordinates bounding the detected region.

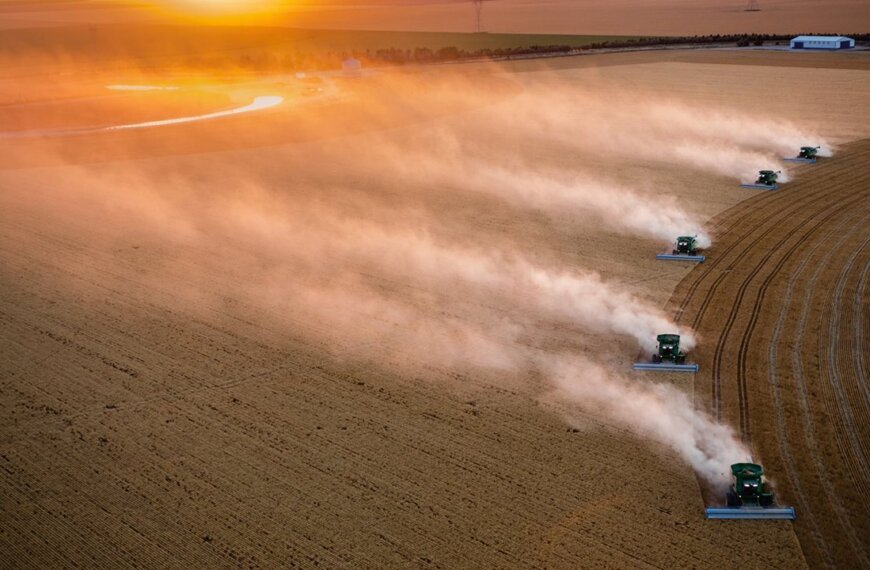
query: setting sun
[{"left": 151, "top": 0, "right": 283, "bottom": 23}]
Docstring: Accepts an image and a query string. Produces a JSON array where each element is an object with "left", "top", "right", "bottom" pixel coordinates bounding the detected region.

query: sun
[
  {"left": 151, "top": 0, "right": 282, "bottom": 23},
  {"left": 177, "top": 0, "right": 267, "bottom": 9}
]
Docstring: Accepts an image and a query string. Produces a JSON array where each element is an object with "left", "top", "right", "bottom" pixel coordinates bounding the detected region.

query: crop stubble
[
  {"left": 671, "top": 140, "right": 870, "bottom": 568},
  {"left": 5, "top": 49, "right": 868, "bottom": 568}
]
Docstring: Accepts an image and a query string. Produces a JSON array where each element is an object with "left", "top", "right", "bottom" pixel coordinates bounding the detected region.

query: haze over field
[
  {"left": 2, "top": 0, "right": 869, "bottom": 34},
  {"left": 1, "top": 2, "right": 869, "bottom": 568},
  {"left": 0, "top": 52, "right": 843, "bottom": 490}
]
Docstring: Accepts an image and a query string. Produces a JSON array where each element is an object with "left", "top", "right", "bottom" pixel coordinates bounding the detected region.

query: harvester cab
[
  {"left": 755, "top": 170, "right": 780, "bottom": 186},
  {"left": 653, "top": 334, "right": 685, "bottom": 364},
  {"left": 798, "top": 146, "right": 820, "bottom": 160},
  {"left": 673, "top": 236, "right": 697, "bottom": 256},
  {"left": 633, "top": 334, "right": 699, "bottom": 372},
  {"left": 705, "top": 462, "right": 796, "bottom": 520},
  {"left": 727, "top": 463, "right": 774, "bottom": 507}
]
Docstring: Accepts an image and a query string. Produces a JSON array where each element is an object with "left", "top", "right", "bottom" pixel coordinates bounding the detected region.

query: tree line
[{"left": 183, "top": 32, "right": 868, "bottom": 73}]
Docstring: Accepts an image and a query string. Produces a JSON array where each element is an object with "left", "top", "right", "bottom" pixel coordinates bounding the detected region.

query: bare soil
[
  {"left": 671, "top": 139, "right": 870, "bottom": 568},
  {"left": 2, "top": 48, "right": 869, "bottom": 568}
]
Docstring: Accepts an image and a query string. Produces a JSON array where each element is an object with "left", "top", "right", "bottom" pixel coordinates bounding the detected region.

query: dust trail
[
  {"left": 1, "top": 165, "right": 731, "bottom": 486},
  {"left": 547, "top": 356, "right": 750, "bottom": 488},
  {"left": 19, "top": 162, "right": 692, "bottom": 355},
  {"left": 487, "top": 85, "right": 831, "bottom": 182},
  {"left": 406, "top": 155, "right": 713, "bottom": 248},
  {"left": 252, "top": 224, "right": 734, "bottom": 484},
  {"left": 192, "top": 192, "right": 698, "bottom": 353},
  {"left": 4, "top": 66, "right": 807, "bottom": 490},
  {"left": 212, "top": 197, "right": 728, "bottom": 481},
  {"left": 644, "top": 102, "right": 833, "bottom": 158}
]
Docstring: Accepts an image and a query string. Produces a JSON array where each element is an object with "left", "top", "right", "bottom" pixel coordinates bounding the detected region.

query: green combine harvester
[
  {"left": 705, "top": 463, "right": 796, "bottom": 520},
  {"left": 785, "top": 146, "right": 820, "bottom": 164},
  {"left": 673, "top": 236, "right": 697, "bottom": 255},
  {"left": 741, "top": 170, "right": 781, "bottom": 190},
  {"left": 656, "top": 236, "right": 705, "bottom": 262},
  {"left": 633, "top": 334, "right": 699, "bottom": 372}
]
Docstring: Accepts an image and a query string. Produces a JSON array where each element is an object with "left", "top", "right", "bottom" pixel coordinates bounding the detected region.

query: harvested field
[
  {"left": 672, "top": 139, "right": 870, "bottom": 568},
  {"left": 1, "top": 43, "right": 869, "bottom": 568}
]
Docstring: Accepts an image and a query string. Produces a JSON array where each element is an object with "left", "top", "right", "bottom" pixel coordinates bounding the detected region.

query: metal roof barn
[{"left": 790, "top": 36, "right": 855, "bottom": 50}]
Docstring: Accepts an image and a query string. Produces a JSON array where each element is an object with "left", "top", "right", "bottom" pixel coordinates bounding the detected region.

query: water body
[{"left": 1, "top": 96, "right": 284, "bottom": 139}]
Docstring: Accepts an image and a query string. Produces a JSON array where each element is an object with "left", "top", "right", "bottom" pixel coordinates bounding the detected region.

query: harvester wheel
[
  {"left": 675, "top": 355, "right": 686, "bottom": 365},
  {"left": 652, "top": 354, "right": 662, "bottom": 364},
  {"left": 760, "top": 494, "right": 774, "bottom": 507}
]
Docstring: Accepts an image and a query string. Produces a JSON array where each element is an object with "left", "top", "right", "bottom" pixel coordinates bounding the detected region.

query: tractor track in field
[
  {"left": 729, "top": 189, "right": 868, "bottom": 440},
  {"left": 673, "top": 187, "right": 817, "bottom": 330},
  {"left": 764, "top": 213, "right": 855, "bottom": 567},
  {"left": 857, "top": 263, "right": 870, "bottom": 404},
  {"left": 698, "top": 155, "right": 867, "bottom": 440},
  {"left": 670, "top": 140, "right": 870, "bottom": 568},
  {"left": 767, "top": 212, "right": 869, "bottom": 568},
  {"left": 822, "top": 234, "right": 870, "bottom": 479},
  {"left": 789, "top": 217, "right": 870, "bottom": 550},
  {"left": 840, "top": 243, "right": 870, "bottom": 411},
  {"left": 856, "top": 262, "right": 870, "bottom": 395},
  {"left": 675, "top": 158, "right": 867, "bottom": 423}
]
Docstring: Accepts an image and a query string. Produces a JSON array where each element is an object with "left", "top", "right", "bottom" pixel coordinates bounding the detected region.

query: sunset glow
[
  {"left": 152, "top": 0, "right": 282, "bottom": 23},
  {"left": 1, "top": 2, "right": 868, "bottom": 569}
]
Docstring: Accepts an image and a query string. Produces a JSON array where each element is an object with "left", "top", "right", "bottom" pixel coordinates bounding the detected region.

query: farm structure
[{"left": 790, "top": 36, "right": 855, "bottom": 50}]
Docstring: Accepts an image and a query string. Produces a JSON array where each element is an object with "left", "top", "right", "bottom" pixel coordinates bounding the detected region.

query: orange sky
[{"left": 1, "top": 1, "right": 868, "bottom": 34}]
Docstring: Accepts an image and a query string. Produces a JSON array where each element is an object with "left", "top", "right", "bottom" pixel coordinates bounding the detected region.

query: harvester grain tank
[
  {"left": 656, "top": 236, "right": 706, "bottom": 262},
  {"left": 784, "top": 146, "right": 820, "bottom": 164},
  {"left": 740, "top": 170, "right": 780, "bottom": 190},
  {"left": 633, "top": 334, "right": 699, "bottom": 372},
  {"left": 705, "top": 463, "right": 796, "bottom": 520}
]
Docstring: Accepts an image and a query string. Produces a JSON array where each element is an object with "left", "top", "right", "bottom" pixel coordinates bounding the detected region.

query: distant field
[
  {"left": 254, "top": 29, "right": 643, "bottom": 51},
  {"left": 0, "top": 25, "right": 642, "bottom": 67}
]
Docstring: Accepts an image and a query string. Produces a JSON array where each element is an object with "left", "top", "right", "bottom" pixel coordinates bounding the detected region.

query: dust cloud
[
  {"left": 548, "top": 356, "right": 750, "bottom": 487},
  {"left": 4, "top": 163, "right": 718, "bottom": 480},
  {"left": 0, "top": 62, "right": 822, "bottom": 486},
  {"left": 494, "top": 85, "right": 831, "bottom": 182}
]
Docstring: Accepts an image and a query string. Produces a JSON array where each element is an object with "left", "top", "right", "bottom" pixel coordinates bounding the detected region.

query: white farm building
[
  {"left": 790, "top": 36, "right": 855, "bottom": 50},
  {"left": 341, "top": 57, "right": 363, "bottom": 78}
]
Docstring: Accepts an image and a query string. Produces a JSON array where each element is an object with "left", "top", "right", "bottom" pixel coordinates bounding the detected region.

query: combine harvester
[
  {"left": 705, "top": 463, "right": 796, "bottom": 520},
  {"left": 784, "top": 146, "right": 820, "bottom": 164},
  {"left": 741, "top": 170, "right": 781, "bottom": 190},
  {"left": 633, "top": 334, "right": 699, "bottom": 372},
  {"left": 656, "top": 236, "right": 705, "bottom": 263}
]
